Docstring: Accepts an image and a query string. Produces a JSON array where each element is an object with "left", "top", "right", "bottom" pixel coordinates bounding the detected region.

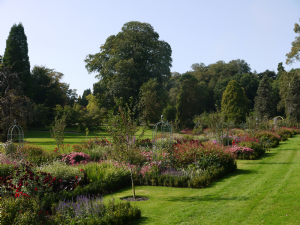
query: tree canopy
[
  {"left": 286, "top": 22, "right": 300, "bottom": 65},
  {"left": 84, "top": 21, "right": 172, "bottom": 108}
]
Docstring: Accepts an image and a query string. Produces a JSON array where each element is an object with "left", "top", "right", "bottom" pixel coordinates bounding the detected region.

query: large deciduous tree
[
  {"left": 138, "top": 78, "right": 166, "bottom": 124},
  {"left": 84, "top": 21, "right": 172, "bottom": 109},
  {"left": 286, "top": 22, "right": 300, "bottom": 65},
  {"left": 176, "top": 73, "right": 208, "bottom": 128},
  {"left": 254, "top": 75, "right": 274, "bottom": 119},
  {"left": 221, "top": 80, "right": 248, "bottom": 124},
  {"left": 3, "top": 23, "right": 32, "bottom": 98}
]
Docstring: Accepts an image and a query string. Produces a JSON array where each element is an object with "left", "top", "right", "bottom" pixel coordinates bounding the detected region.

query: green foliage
[
  {"left": 85, "top": 21, "right": 172, "bottom": 109},
  {"left": 176, "top": 73, "right": 208, "bottom": 128},
  {"left": 221, "top": 80, "right": 248, "bottom": 124},
  {"left": 80, "top": 88, "right": 91, "bottom": 106},
  {"left": 162, "top": 103, "right": 177, "bottom": 122},
  {"left": 286, "top": 22, "right": 300, "bottom": 65},
  {"left": 237, "top": 141, "right": 265, "bottom": 158},
  {"left": 254, "top": 75, "right": 274, "bottom": 119},
  {"left": 285, "top": 73, "right": 300, "bottom": 121},
  {"left": 257, "top": 69, "right": 277, "bottom": 80},
  {"left": 3, "top": 23, "right": 32, "bottom": 98},
  {"left": 138, "top": 78, "right": 166, "bottom": 124},
  {"left": 30, "top": 65, "right": 76, "bottom": 116},
  {"left": 214, "top": 73, "right": 259, "bottom": 109},
  {"left": 53, "top": 197, "right": 141, "bottom": 225},
  {"left": 106, "top": 97, "right": 147, "bottom": 198},
  {"left": 2, "top": 195, "right": 50, "bottom": 225},
  {"left": 50, "top": 114, "right": 67, "bottom": 152},
  {"left": 137, "top": 165, "right": 236, "bottom": 189},
  {"left": 30, "top": 103, "right": 50, "bottom": 127}
]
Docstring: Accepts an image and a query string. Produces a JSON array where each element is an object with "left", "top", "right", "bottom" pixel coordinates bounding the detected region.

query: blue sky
[{"left": 1, "top": 0, "right": 300, "bottom": 97}]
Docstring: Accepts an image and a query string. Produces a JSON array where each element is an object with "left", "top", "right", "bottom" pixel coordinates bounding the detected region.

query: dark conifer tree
[
  {"left": 254, "top": 75, "right": 273, "bottom": 119},
  {"left": 80, "top": 88, "right": 91, "bottom": 106},
  {"left": 3, "top": 23, "right": 32, "bottom": 98},
  {"left": 221, "top": 80, "right": 248, "bottom": 124},
  {"left": 285, "top": 73, "right": 300, "bottom": 121}
]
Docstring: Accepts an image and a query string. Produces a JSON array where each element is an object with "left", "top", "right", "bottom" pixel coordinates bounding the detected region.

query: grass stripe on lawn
[{"left": 104, "top": 135, "right": 300, "bottom": 225}]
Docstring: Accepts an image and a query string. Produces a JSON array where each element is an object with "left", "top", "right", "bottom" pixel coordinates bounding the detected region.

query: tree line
[{"left": 1, "top": 21, "right": 300, "bottom": 140}]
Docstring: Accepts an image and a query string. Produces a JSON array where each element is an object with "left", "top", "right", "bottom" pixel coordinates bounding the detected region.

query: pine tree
[
  {"left": 254, "top": 75, "right": 273, "bottom": 119},
  {"left": 221, "top": 80, "right": 248, "bottom": 124},
  {"left": 3, "top": 23, "right": 32, "bottom": 98},
  {"left": 285, "top": 73, "right": 300, "bottom": 121}
]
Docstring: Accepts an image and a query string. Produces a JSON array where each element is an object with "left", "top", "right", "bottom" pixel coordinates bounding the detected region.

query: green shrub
[
  {"left": 18, "top": 145, "right": 62, "bottom": 166},
  {"left": 255, "top": 131, "right": 281, "bottom": 147},
  {"left": 34, "top": 160, "right": 82, "bottom": 181},
  {"left": 53, "top": 197, "right": 141, "bottom": 225},
  {"left": 192, "top": 135, "right": 209, "bottom": 143},
  {"left": 2, "top": 195, "right": 50, "bottom": 225},
  {"left": 61, "top": 162, "right": 131, "bottom": 201},
  {"left": 276, "top": 128, "right": 293, "bottom": 139},
  {"left": 137, "top": 165, "right": 236, "bottom": 189}
]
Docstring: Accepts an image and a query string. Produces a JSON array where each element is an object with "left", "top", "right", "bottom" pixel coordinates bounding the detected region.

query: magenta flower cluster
[
  {"left": 229, "top": 146, "right": 255, "bottom": 155},
  {"left": 61, "top": 152, "right": 91, "bottom": 166}
]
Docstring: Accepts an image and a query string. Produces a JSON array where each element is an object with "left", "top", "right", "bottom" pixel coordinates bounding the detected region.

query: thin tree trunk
[{"left": 130, "top": 166, "right": 135, "bottom": 199}]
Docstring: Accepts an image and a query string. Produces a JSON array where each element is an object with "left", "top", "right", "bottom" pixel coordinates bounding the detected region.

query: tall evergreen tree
[
  {"left": 3, "top": 23, "right": 32, "bottom": 98},
  {"left": 254, "top": 75, "right": 273, "bottom": 119},
  {"left": 221, "top": 80, "right": 248, "bottom": 124},
  {"left": 80, "top": 88, "right": 91, "bottom": 106},
  {"left": 285, "top": 73, "right": 300, "bottom": 121}
]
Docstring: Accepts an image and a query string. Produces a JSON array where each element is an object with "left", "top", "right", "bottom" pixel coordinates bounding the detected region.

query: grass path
[{"left": 104, "top": 135, "right": 300, "bottom": 224}]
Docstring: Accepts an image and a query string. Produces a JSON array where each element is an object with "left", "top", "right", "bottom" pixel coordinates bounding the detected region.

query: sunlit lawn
[{"left": 24, "top": 125, "right": 153, "bottom": 152}]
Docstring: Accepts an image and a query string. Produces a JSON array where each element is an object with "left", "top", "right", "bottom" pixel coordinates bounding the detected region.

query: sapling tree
[
  {"left": 50, "top": 113, "right": 67, "bottom": 153},
  {"left": 106, "top": 97, "right": 147, "bottom": 199}
]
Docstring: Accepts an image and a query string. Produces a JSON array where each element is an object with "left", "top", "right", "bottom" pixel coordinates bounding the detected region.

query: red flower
[
  {"left": 35, "top": 187, "right": 38, "bottom": 191},
  {"left": 75, "top": 176, "right": 78, "bottom": 179},
  {"left": 59, "top": 179, "right": 62, "bottom": 182}
]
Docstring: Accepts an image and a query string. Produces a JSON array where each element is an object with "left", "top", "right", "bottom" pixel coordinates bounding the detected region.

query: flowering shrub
[
  {"left": 228, "top": 146, "right": 256, "bottom": 159},
  {"left": 61, "top": 152, "right": 91, "bottom": 166},
  {"left": 237, "top": 141, "right": 265, "bottom": 158},
  {"left": 276, "top": 127, "right": 294, "bottom": 139},
  {"left": 172, "top": 141, "right": 236, "bottom": 171},
  {"left": 255, "top": 131, "right": 281, "bottom": 143}
]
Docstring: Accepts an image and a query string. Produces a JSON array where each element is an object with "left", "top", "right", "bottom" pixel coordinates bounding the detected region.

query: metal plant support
[
  {"left": 152, "top": 115, "right": 173, "bottom": 161},
  {"left": 7, "top": 119, "right": 24, "bottom": 147}
]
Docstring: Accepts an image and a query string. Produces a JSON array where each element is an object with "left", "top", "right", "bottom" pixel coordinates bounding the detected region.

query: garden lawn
[
  {"left": 104, "top": 135, "right": 300, "bottom": 225},
  {"left": 24, "top": 125, "right": 153, "bottom": 152}
]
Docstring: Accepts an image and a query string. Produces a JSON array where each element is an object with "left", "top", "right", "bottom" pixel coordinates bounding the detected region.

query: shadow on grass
[
  {"left": 256, "top": 152, "right": 277, "bottom": 160},
  {"left": 131, "top": 216, "right": 149, "bottom": 225},
  {"left": 249, "top": 162, "right": 298, "bottom": 165},
  {"left": 165, "top": 194, "right": 249, "bottom": 202},
  {"left": 205, "top": 168, "right": 257, "bottom": 189}
]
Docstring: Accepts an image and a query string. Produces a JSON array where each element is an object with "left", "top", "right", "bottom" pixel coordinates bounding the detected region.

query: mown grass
[
  {"left": 101, "top": 135, "right": 300, "bottom": 224},
  {"left": 24, "top": 125, "right": 153, "bottom": 151}
]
